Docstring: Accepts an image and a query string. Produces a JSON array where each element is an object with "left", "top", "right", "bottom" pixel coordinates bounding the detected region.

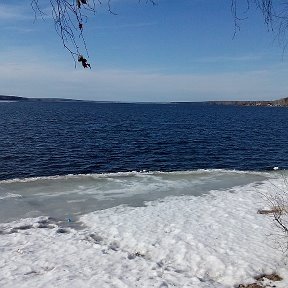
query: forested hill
[
  {"left": 0, "top": 95, "right": 28, "bottom": 101},
  {"left": 0, "top": 95, "right": 82, "bottom": 102},
  {"left": 208, "top": 97, "right": 288, "bottom": 107}
]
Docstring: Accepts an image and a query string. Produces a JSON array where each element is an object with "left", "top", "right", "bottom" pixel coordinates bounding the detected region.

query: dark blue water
[{"left": 0, "top": 101, "right": 287, "bottom": 180}]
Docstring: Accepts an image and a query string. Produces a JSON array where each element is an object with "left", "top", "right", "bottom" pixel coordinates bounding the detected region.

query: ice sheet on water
[
  {"left": 0, "top": 169, "right": 271, "bottom": 223},
  {"left": 0, "top": 192, "right": 22, "bottom": 200}
]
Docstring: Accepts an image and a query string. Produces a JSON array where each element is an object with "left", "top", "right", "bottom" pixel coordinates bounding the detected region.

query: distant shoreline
[{"left": 0, "top": 95, "right": 287, "bottom": 106}]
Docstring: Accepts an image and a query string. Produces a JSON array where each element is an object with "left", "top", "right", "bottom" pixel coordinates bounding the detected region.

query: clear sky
[{"left": 1, "top": 0, "right": 288, "bottom": 102}]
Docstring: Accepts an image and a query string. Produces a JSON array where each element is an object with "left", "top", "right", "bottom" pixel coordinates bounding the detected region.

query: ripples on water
[{"left": 0, "top": 102, "right": 287, "bottom": 180}]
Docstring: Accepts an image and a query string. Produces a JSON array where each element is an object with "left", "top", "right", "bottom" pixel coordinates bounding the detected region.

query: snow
[{"left": 0, "top": 172, "right": 288, "bottom": 287}]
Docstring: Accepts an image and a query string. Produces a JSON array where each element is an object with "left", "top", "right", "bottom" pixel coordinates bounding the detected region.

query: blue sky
[{"left": 0, "top": 0, "right": 288, "bottom": 102}]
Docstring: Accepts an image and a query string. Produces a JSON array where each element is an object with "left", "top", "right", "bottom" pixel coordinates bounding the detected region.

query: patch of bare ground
[
  {"left": 237, "top": 273, "right": 283, "bottom": 288},
  {"left": 238, "top": 284, "right": 264, "bottom": 288},
  {"left": 257, "top": 208, "right": 282, "bottom": 215}
]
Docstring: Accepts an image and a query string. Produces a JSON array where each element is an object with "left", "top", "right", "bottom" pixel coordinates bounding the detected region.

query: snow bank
[{"left": 1, "top": 178, "right": 288, "bottom": 287}]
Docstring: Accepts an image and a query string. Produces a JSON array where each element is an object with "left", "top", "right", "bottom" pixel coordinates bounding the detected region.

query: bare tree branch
[
  {"left": 30, "top": 0, "right": 157, "bottom": 68},
  {"left": 30, "top": 0, "right": 288, "bottom": 67},
  {"left": 31, "top": 0, "right": 98, "bottom": 68},
  {"left": 260, "top": 173, "right": 288, "bottom": 251}
]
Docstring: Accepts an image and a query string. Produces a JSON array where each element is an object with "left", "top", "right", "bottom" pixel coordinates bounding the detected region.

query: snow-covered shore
[{"left": 1, "top": 172, "right": 288, "bottom": 287}]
